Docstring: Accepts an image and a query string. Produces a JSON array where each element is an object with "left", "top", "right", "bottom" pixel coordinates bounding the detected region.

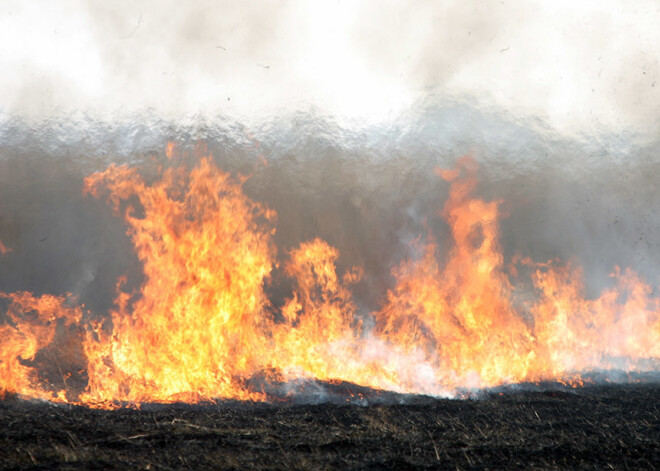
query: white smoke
[{"left": 0, "top": 0, "right": 658, "bottom": 137}]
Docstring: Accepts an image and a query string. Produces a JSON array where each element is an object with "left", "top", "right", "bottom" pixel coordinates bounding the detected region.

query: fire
[
  {"left": 376, "top": 157, "right": 535, "bottom": 389},
  {"left": 269, "top": 239, "right": 405, "bottom": 392},
  {"left": 375, "top": 157, "right": 660, "bottom": 388},
  {"left": 530, "top": 261, "right": 660, "bottom": 375},
  {"left": 0, "top": 291, "right": 82, "bottom": 401},
  {"left": 0, "top": 149, "right": 658, "bottom": 407},
  {"left": 80, "top": 157, "right": 276, "bottom": 403}
]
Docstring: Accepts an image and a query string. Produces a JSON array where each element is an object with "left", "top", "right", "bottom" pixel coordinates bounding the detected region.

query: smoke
[
  {"left": 1, "top": 101, "right": 660, "bottom": 319},
  {"left": 0, "top": 1, "right": 658, "bottom": 135}
]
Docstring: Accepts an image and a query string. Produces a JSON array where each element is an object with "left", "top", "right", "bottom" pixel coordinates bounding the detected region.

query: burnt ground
[{"left": 0, "top": 383, "right": 659, "bottom": 470}]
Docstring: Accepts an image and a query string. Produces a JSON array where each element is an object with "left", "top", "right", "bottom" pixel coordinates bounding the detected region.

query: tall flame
[
  {"left": 0, "top": 149, "right": 658, "bottom": 407},
  {"left": 376, "top": 157, "right": 535, "bottom": 389},
  {"left": 80, "top": 157, "right": 276, "bottom": 403}
]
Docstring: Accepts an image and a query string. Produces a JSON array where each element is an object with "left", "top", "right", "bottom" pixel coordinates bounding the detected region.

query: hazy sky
[{"left": 1, "top": 0, "right": 659, "bottom": 136}]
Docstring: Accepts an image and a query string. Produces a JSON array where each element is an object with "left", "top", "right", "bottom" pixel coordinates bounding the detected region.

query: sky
[{"left": 0, "top": 0, "right": 659, "bottom": 137}]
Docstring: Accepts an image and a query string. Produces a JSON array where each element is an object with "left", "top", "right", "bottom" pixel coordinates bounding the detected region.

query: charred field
[{"left": 1, "top": 382, "right": 659, "bottom": 470}]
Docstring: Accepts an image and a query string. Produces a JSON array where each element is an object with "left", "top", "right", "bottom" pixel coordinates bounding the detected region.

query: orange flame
[
  {"left": 376, "top": 156, "right": 535, "bottom": 389},
  {"left": 0, "top": 292, "right": 82, "bottom": 401},
  {"left": 1, "top": 149, "right": 658, "bottom": 407},
  {"left": 80, "top": 156, "right": 276, "bottom": 404}
]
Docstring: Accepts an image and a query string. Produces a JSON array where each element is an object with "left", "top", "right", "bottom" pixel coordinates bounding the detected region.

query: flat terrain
[{"left": 1, "top": 384, "right": 659, "bottom": 470}]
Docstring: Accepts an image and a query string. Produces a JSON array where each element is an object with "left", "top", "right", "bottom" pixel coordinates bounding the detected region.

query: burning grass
[
  {"left": 1, "top": 148, "right": 659, "bottom": 407},
  {"left": 1, "top": 383, "right": 658, "bottom": 470}
]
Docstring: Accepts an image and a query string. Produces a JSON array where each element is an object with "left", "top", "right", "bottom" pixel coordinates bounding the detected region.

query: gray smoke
[{"left": 1, "top": 101, "right": 660, "bottom": 319}]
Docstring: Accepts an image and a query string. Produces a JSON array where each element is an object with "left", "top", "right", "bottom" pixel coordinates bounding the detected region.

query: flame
[
  {"left": 0, "top": 292, "right": 82, "bottom": 401},
  {"left": 375, "top": 157, "right": 535, "bottom": 389},
  {"left": 80, "top": 156, "right": 276, "bottom": 404},
  {"left": 529, "top": 261, "right": 660, "bottom": 375},
  {"left": 269, "top": 239, "right": 403, "bottom": 391},
  {"left": 1, "top": 149, "right": 659, "bottom": 407}
]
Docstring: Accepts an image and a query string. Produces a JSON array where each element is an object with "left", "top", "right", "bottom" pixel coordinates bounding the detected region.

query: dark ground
[{"left": 1, "top": 383, "right": 659, "bottom": 470}]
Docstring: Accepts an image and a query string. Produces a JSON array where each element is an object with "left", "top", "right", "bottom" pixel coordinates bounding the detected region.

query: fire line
[{"left": 1, "top": 148, "right": 658, "bottom": 408}]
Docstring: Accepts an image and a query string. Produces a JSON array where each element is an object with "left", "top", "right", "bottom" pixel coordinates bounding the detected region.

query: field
[{"left": 1, "top": 383, "right": 659, "bottom": 470}]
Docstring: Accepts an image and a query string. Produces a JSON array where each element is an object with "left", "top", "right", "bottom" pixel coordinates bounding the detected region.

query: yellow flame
[{"left": 1, "top": 149, "right": 658, "bottom": 407}]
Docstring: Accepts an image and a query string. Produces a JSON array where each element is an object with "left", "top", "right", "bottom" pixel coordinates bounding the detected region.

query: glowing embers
[{"left": 0, "top": 149, "right": 659, "bottom": 408}]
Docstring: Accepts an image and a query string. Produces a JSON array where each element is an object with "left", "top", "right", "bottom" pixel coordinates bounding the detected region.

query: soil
[{"left": 1, "top": 383, "right": 658, "bottom": 470}]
